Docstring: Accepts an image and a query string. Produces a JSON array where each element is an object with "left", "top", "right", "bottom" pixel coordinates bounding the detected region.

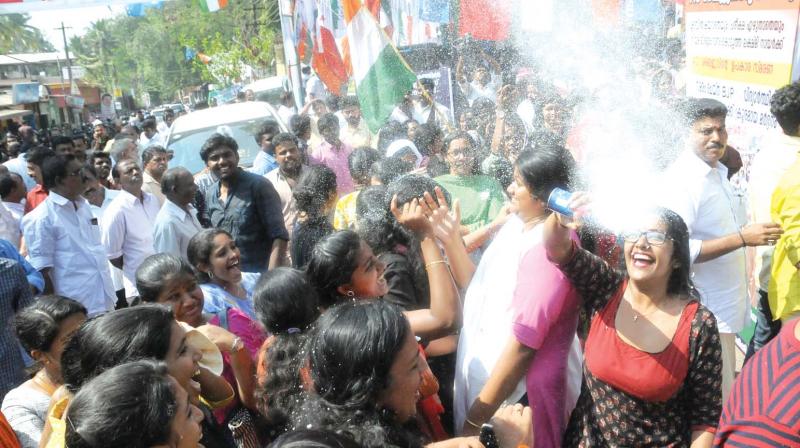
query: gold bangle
[
  {"left": 464, "top": 417, "right": 482, "bottom": 429},
  {"left": 425, "top": 260, "right": 448, "bottom": 269}
]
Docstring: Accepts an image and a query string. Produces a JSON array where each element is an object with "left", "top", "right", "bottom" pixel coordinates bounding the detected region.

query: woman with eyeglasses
[{"left": 543, "top": 197, "right": 723, "bottom": 448}]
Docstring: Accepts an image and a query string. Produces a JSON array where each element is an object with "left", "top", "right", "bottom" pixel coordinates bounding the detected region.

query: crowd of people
[{"left": 0, "top": 44, "right": 799, "bottom": 448}]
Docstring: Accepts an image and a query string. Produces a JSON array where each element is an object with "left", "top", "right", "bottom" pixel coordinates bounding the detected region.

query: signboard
[
  {"left": 62, "top": 66, "right": 86, "bottom": 80},
  {"left": 66, "top": 95, "right": 85, "bottom": 109},
  {"left": 685, "top": 0, "right": 800, "bottom": 184},
  {"left": 11, "top": 82, "right": 40, "bottom": 105}
]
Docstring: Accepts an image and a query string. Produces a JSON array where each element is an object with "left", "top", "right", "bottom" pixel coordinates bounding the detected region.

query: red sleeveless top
[{"left": 585, "top": 283, "right": 699, "bottom": 403}]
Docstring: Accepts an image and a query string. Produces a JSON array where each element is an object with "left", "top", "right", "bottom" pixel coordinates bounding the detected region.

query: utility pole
[
  {"left": 56, "top": 22, "right": 75, "bottom": 124},
  {"left": 58, "top": 23, "right": 75, "bottom": 94}
]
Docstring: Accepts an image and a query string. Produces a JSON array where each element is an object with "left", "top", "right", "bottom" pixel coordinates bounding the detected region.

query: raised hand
[{"left": 391, "top": 194, "right": 434, "bottom": 237}]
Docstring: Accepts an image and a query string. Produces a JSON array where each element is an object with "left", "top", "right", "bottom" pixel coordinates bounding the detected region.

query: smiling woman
[
  {"left": 543, "top": 203, "right": 723, "bottom": 448},
  {"left": 187, "top": 228, "right": 260, "bottom": 320}
]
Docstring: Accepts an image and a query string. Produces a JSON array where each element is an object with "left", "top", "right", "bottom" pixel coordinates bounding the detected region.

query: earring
[{"left": 346, "top": 291, "right": 355, "bottom": 298}]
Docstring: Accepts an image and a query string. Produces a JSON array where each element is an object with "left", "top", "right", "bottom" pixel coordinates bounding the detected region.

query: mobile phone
[{"left": 479, "top": 423, "right": 499, "bottom": 448}]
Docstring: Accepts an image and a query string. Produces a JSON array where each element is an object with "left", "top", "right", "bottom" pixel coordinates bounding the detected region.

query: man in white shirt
[
  {"left": 264, "top": 133, "right": 307, "bottom": 239},
  {"left": 153, "top": 167, "right": 203, "bottom": 260},
  {"left": 0, "top": 171, "right": 25, "bottom": 224},
  {"left": 139, "top": 118, "right": 164, "bottom": 148},
  {"left": 337, "top": 95, "right": 374, "bottom": 148},
  {"left": 745, "top": 82, "right": 800, "bottom": 359},
  {"left": 660, "top": 98, "right": 783, "bottom": 400},
  {"left": 456, "top": 51, "right": 501, "bottom": 106},
  {"left": 22, "top": 154, "right": 116, "bottom": 315},
  {"left": 141, "top": 146, "right": 169, "bottom": 206},
  {"left": 101, "top": 159, "right": 160, "bottom": 301},
  {"left": 413, "top": 78, "right": 453, "bottom": 130}
]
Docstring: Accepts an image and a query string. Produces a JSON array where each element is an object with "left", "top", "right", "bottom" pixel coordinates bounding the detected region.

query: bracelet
[
  {"left": 425, "top": 260, "right": 448, "bottom": 269},
  {"left": 464, "top": 417, "right": 482, "bottom": 429},
  {"left": 737, "top": 230, "right": 746, "bottom": 248}
]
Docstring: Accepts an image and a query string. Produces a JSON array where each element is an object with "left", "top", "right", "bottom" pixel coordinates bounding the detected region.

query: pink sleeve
[
  {"left": 226, "top": 309, "right": 268, "bottom": 357},
  {"left": 512, "top": 237, "right": 578, "bottom": 350}
]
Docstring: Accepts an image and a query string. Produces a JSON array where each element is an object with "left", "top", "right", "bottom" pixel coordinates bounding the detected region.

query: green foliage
[
  {"left": 0, "top": 14, "right": 55, "bottom": 54},
  {"left": 70, "top": 0, "right": 280, "bottom": 103}
]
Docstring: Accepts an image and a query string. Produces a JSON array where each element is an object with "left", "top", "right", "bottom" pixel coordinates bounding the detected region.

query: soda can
[{"left": 546, "top": 187, "right": 574, "bottom": 217}]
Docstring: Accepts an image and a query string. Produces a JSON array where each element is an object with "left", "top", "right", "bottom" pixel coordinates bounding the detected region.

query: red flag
[
  {"left": 459, "top": 0, "right": 510, "bottom": 41},
  {"left": 312, "top": 26, "right": 348, "bottom": 96}
]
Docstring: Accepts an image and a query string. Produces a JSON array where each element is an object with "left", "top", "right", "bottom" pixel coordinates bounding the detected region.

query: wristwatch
[{"left": 230, "top": 336, "right": 245, "bottom": 353}]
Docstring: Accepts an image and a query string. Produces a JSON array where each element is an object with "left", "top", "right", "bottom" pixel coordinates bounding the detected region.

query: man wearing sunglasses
[
  {"left": 661, "top": 98, "right": 783, "bottom": 403},
  {"left": 21, "top": 154, "right": 116, "bottom": 316}
]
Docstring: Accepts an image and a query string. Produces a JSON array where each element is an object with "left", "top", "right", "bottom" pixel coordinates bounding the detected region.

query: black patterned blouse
[{"left": 558, "top": 245, "right": 723, "bottom": 447}]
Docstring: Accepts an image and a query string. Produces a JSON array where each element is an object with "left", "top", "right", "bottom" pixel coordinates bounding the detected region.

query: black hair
[
  {"left": 290, "top": 114, "right": 311, "bottom": 138},
  {"left": 27, "top": 145, "right": 56, "bottom": 168},
  {"left": 317, "top": 113, "right": 340, "bottom": 134},
  {"left": 256, "top": 120, "right": 282, "bottom": 145},
  {"left": 268, "top": 429, "right": 362, "bottom": 448},
  {"left": 89, "top": 150, "right": 111, "bottom": 163},
  {"left": 110, "top": 158, "right": 137, "bottom": 181},
  {"left": 770, "top": 81, "right": 800, "bottom": 136},
  {"left": 141, "top": 117, "right": 157, "bottom": 130},
  {"left": 64, "top": 360, "right": 177, "bottom": 448},
  {"left": 200, "top": 133, "right": 238, "bottom": 163},
  {"left": 652, "top": 207, "right": 696, "bottom": 299},
  {"left": 514, "top": 147, "right": 575, "bottom": 201},
  {"left": 253, "top": 268, "right": 321, "bottom": 432},
  {"left": 136, "top": 253, "right": 195, "bottom": 303},
  {"left": 369, "top": 158, "right": 412, "bottom": 185},
  {"left": 273, "top": 132, "right": 298, "bottom": 150},
  {"left": 293, "top": 164, "right": 338, "bottom": 218},
  {"left": 682, "top": 97, "right": 728, "bottom": 125},
  {"left": 305, "top": 230, "right": 363, "bottom": 309},
  {"left": 340, "top": 95, "right": 360, "bottom": 110},
  {"left": 187, "top": 228, "right": 232, "bottom": 282},
  {"left": 0, "top": 173, "right": 19, "bottom": 198},
  {"left": 141, "top": 145, "right": 167, "bottom": 166},
  {"left": 60, "top": 305, "right": 175, "bottom": 393},
  {"left": 160, "top": 167, "right": 191, "bottom": 196},
  {"left": 292, "top": 300, "right": 422, "bottom": 448},
  {"left": 442, "top": 131, "right": 476, "bottom": 155},
  {"left": 51, "top": 135, "right": 75, "bottom": 151},
  {"left": 42, "top": 154, "right": 76, "bottom": 190},
  {"left": 15, "top": 295, "right": 87, "bottom": 356},
  {"left": 412, "top": 123, "right": 443, "bottom": 157},
  {"left": 348, "top": 147, "right": 380, "bottom": 186}
]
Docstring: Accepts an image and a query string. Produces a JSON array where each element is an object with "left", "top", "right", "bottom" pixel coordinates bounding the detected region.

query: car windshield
[{"left": 167, "top": 120, "right": 262, "bottom": 174}]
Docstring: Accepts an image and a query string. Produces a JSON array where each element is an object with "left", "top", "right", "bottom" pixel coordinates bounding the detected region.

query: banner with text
[{"left": 685, "top": 0, "right": 800, "bottom": 172}]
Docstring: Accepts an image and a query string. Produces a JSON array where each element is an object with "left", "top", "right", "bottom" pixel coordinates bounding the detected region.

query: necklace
[{"left": 627, "top": 294, "right": 672, "bottom": 322}]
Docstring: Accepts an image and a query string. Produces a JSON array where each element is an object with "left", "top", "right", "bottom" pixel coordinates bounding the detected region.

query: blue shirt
[
  {"left": 0, "top": 239, "right": 44, "bottom": 293},
  {"left": 0, "top": 258, "right": 33, "bottom": 398},
  {"left": 249, "top": 151, "right": 278, "bottom": 176},
  {"left": 200, "top": 272, "right": 259, "bottom": 319}
]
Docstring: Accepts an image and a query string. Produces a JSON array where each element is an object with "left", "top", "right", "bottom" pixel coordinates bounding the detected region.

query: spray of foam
[{"left": 510, "top": 5, "right": 688, "bottom": 233}]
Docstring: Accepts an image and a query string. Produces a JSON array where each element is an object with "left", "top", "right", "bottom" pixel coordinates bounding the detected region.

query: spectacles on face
[{"left": 622, "top": 230, "right": 671, "bottom": 246}]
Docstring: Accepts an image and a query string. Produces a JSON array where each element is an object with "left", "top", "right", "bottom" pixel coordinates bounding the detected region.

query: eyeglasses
[{"left": 622, "top": 230, "right": 671, "bottom": 246}]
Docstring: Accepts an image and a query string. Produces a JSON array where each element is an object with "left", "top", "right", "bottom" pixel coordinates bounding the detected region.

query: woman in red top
[{"left": 544, "top": 199, "right": 722, "bottom": 447}]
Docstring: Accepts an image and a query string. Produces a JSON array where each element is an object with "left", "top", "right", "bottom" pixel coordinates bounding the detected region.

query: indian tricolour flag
[
  {"left": 342, "top": 0, "right": 417, "bottom": 132},
  {"left": 198, "top": 0, "right": 227, "bottom": 12}
]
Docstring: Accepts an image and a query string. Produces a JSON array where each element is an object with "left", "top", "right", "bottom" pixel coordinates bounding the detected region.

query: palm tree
[{"left": 0, "top": 14, "right": 55, "bottom": 54}]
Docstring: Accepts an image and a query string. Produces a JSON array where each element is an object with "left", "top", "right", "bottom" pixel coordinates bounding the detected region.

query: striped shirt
[{"left": 714, "top": 318, "right": 800, "bottom": 447}]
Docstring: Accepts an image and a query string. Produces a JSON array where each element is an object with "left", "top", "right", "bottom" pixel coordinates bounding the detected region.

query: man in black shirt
[{"left": 199, "top": 133, "right": 289, "bottom": 272}]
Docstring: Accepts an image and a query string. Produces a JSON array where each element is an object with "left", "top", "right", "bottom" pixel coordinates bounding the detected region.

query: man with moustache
[
  {"left": 153, "top": 167, "right": 203, "bottom": 260},
  {"left": 101, "top": 159, "right": 160, "bottom": 302},
  {"left": 660, "top": 98, "right": 783, "bottom": 402},
  {"left": 264, "top": 133, "right": 307, "bottom": 240}
]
